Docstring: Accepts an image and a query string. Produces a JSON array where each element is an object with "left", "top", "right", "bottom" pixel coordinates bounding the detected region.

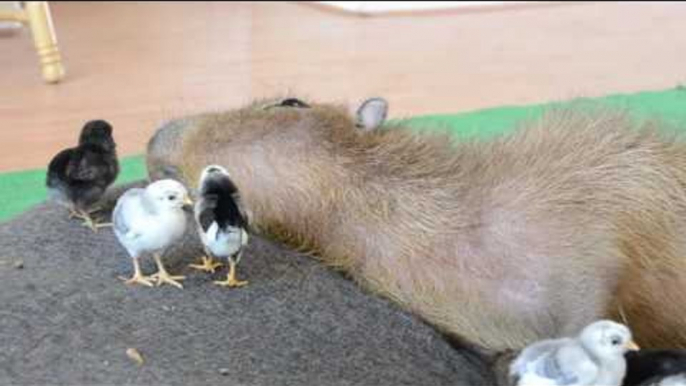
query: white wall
[{"left": 317, "top": 2, "right": 527, "bottom": 14}]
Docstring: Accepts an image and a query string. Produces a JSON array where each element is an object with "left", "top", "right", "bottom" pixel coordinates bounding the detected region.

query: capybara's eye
[
  {"left": 263, "top": 98, "right": 311, "bottom": 110},
  {"left": 279, "top": 98, "right": 310, "bottom": 108}
]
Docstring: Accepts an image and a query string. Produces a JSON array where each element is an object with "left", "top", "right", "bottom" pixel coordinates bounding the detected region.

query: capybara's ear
[{"left": 355, "top": 97, "right": 388, "bottom": 131}]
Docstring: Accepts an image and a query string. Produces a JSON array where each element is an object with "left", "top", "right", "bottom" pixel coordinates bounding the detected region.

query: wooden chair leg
[{"left": 25, "top": 1, "right": 65, "bottom": 83}]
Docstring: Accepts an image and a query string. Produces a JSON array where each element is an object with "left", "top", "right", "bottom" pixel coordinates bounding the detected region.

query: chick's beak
[
  {"left": 183, "top": 196, "right": 193, "bottom": 208},
  {"left": 626, "top": 341, "right": 640, "bottom": 351}
]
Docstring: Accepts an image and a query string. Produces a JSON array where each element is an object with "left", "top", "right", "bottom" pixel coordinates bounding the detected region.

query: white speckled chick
[
  {"left": 511, "top": 320, "right": 638, "bottom": 386},
  {"left": 113, "top": 179, "right": 192, "bottom": 289}
]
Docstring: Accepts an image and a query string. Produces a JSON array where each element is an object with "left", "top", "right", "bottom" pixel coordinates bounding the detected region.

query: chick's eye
[
  {"left": 168, "top": 195, "right": 175, "bottom": 201},
  {"left": 610, "top": 336, "right": 622, "bottom": 346}
]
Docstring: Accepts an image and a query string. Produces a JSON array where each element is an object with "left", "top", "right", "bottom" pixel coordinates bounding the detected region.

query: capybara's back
[{"left": 148, "top": 98, "right": 686, "bottom": 350}]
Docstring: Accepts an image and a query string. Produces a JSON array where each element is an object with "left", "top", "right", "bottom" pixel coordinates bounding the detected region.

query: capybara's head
[{"left": 146, "top": 96, "right": 391, "bottom": 184}]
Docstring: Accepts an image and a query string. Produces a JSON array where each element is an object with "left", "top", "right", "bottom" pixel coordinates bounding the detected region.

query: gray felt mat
[{"left": 0, "top": 182, "right": 494, "bottom": 386}]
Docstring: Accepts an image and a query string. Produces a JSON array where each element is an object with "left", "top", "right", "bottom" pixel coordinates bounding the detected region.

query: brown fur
[{"left": 148, "top": 98, "right": 686, "bottom": 351}]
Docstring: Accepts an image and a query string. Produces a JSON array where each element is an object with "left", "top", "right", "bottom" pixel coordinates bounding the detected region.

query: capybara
[{"left": 147, "top": 97, "right": 686, "bottom": 351}]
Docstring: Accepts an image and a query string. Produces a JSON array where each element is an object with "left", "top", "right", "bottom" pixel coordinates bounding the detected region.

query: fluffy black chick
[
  {"left": 46, "top": 120, "right": 119, "bottom": 231},
  {"left": 190, "top": 165, "right": 250, "bottom": 288},
  {"left": 624, "top": 350, "right": 686, "bottom": 386}
]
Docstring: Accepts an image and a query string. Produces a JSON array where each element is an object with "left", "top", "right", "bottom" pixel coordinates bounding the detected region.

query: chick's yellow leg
[
  {"left": 86, "top": 205, "right": 104, "bottom": 214},
  {"left": 80, "top": 214, "right": 112, "bottom": 233},
  {"left": 69, "top": 208, "right": 111, "bottom": 233},
  {"left": 189, "top": 253, "right": 223, "bottom": 273},
  {"left": 150, "top": 253, "right": 185, "bottom": 289},
  {"left": 120, "top": 258, "right": 154, "bottom": 287},
  {"left": 214, "top": 260, "right": 248, "bottom": 288}
]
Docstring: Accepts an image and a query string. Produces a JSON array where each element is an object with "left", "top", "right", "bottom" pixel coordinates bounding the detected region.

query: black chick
[
  {"left": 190, "top": 165, "right": 250, "bottom": 288},
  {"left": 624, "top": 349, "right": 686, "bottom": 386},
  {"left": 46, "top": 120, "right": 119, "bottom": 232}
]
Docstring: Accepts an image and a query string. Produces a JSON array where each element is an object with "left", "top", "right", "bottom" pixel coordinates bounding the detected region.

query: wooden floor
[{"left": 2, "top": 2, "right": 686, "bottom": 172}]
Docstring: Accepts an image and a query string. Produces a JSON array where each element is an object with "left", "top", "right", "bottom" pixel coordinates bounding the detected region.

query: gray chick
[
  {"left": 113, "top": 179, "right": 192, "bottom": 289},
  {"left": 190, "top": 165, "right": 250, "bottom": 288},
  {"left": 510, "top": 320, "right": 639, "bottom": 386}
]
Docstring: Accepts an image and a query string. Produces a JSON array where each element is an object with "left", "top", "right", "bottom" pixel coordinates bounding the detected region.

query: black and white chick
[
  {"left": 624, "top": 350, "right": 686, "bottom": 386},
  {"left": 46, "top": 120, "right": 119, "bottom": 232},
  {"left": 190, "top": 165, "right": 250, "bottom": 288}
]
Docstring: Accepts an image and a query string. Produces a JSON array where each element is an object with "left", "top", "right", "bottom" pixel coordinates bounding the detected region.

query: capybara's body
[{"left": 147, "top": 99, "right": 686, "bottom": 351}]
